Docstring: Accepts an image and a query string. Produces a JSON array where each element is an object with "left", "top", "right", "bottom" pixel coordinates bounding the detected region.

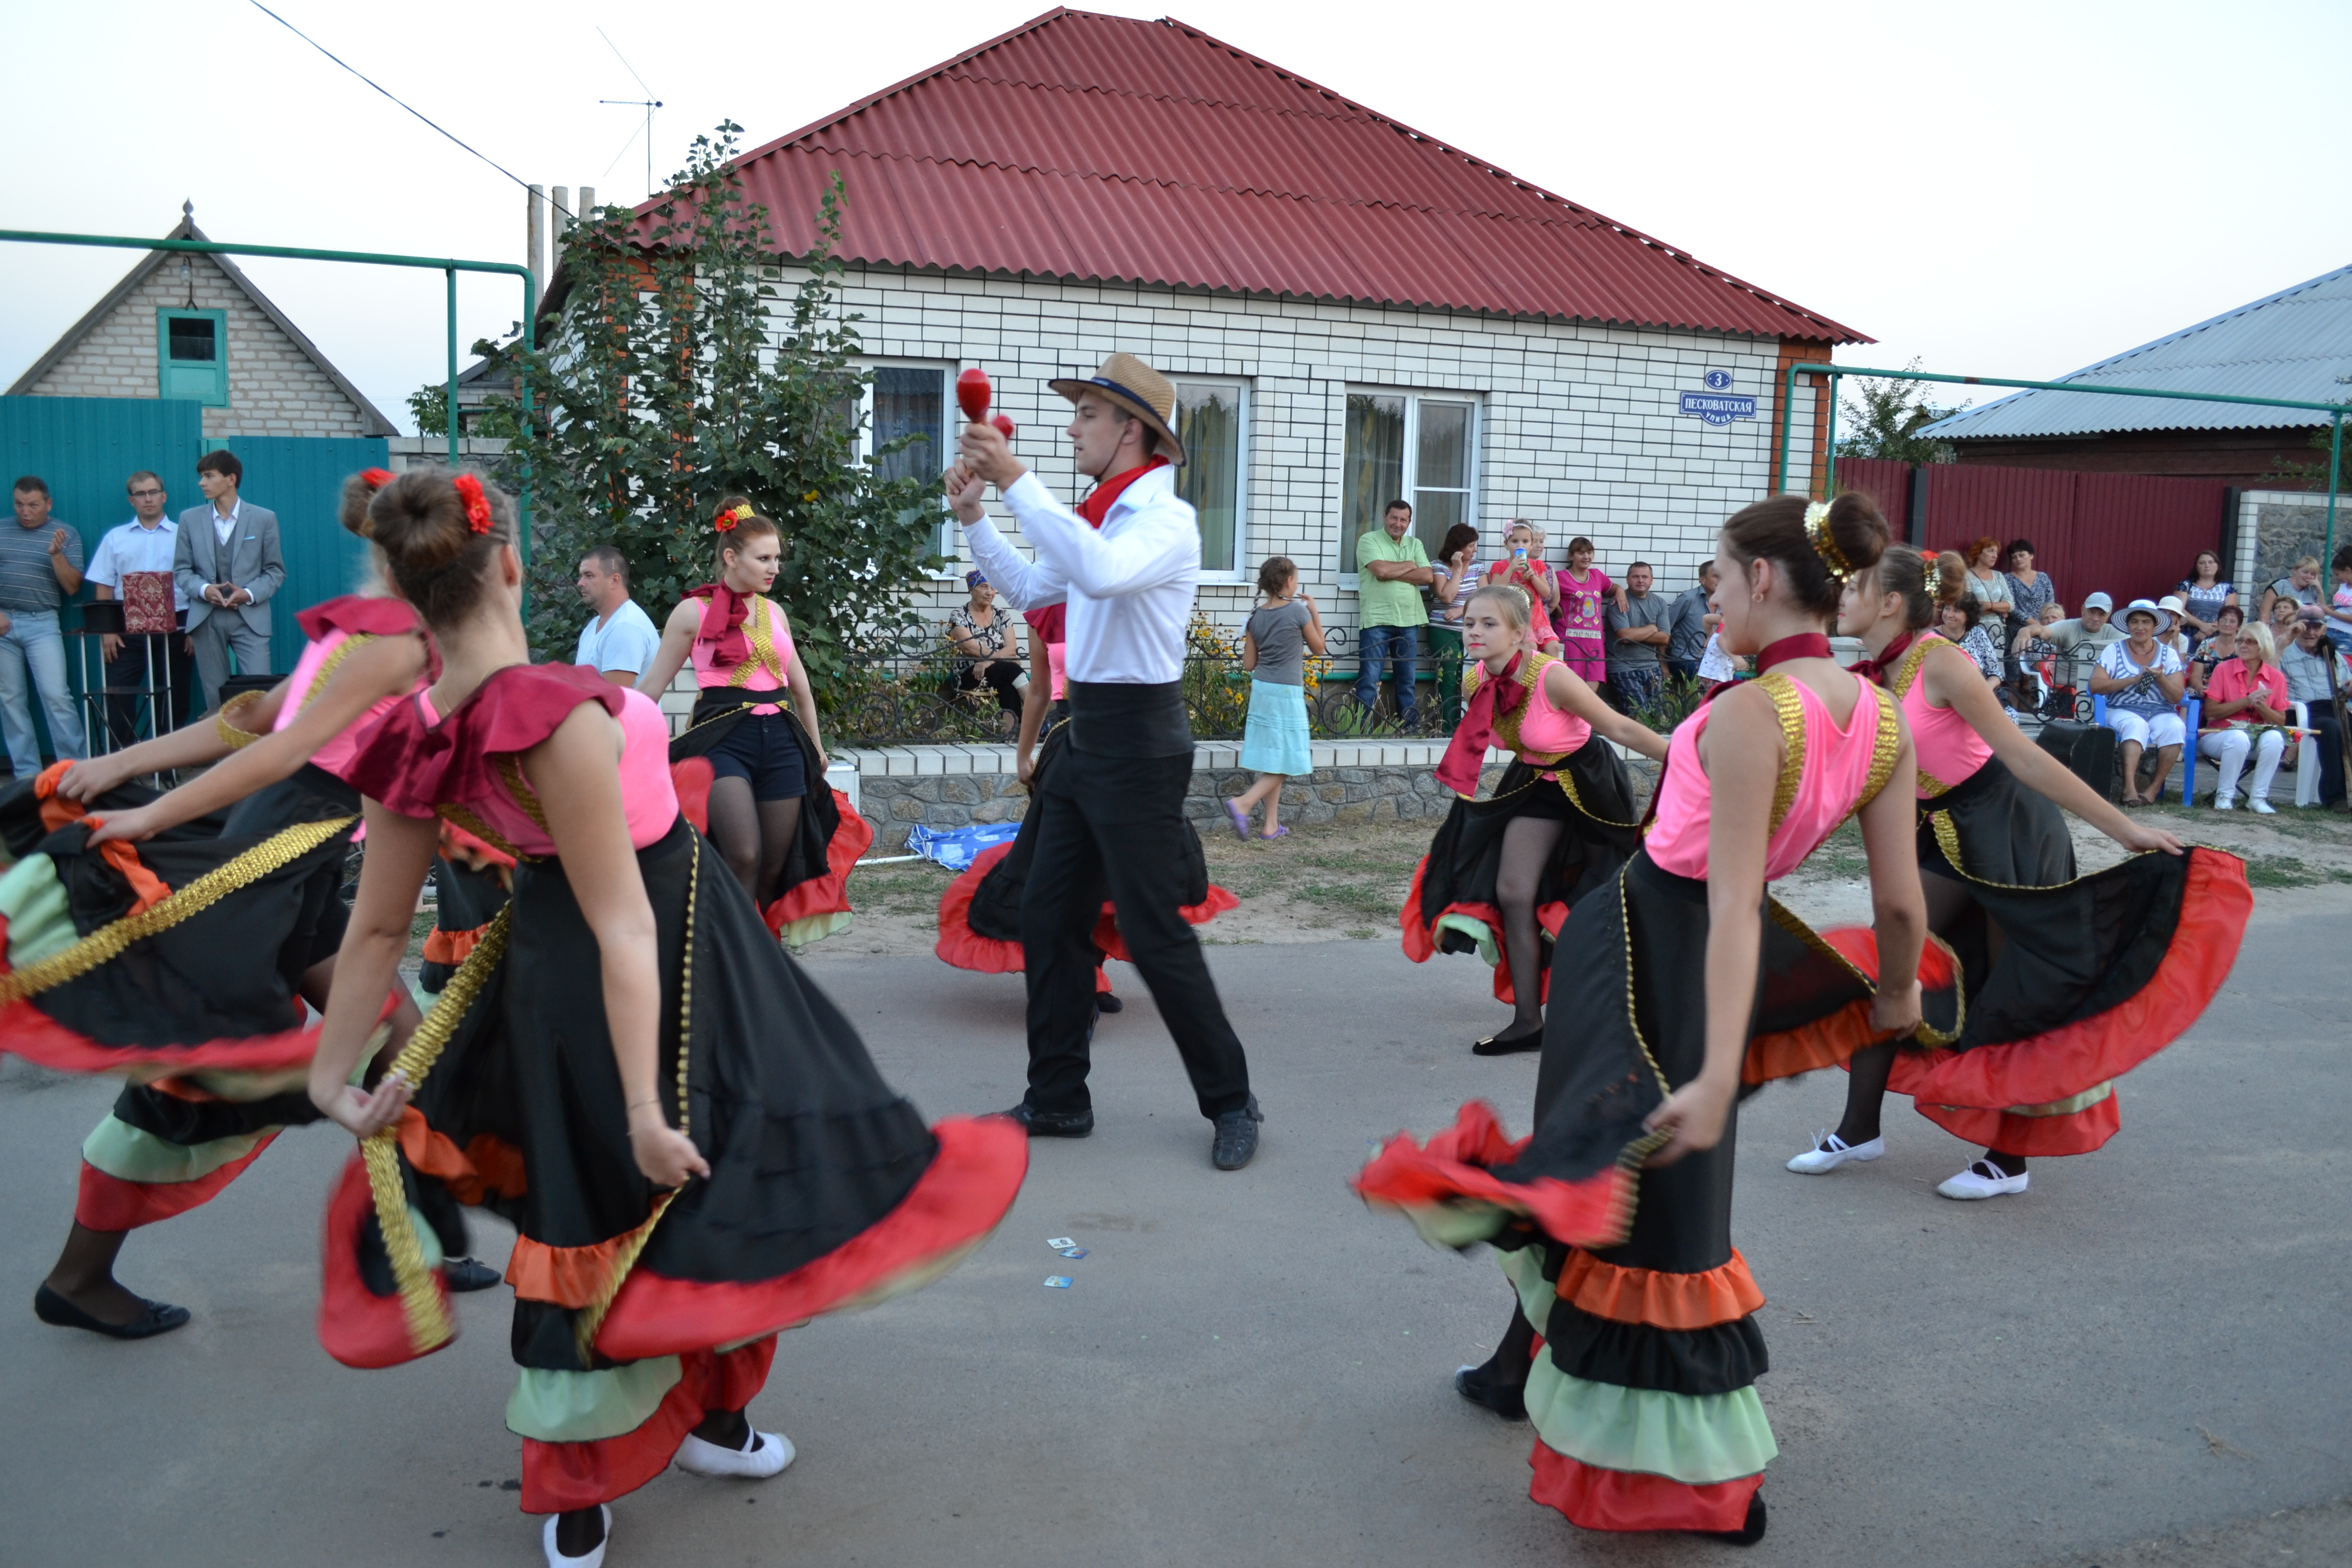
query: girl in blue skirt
[{"left": 1225, "top": 557, "right": 1325, "bottom": 840}]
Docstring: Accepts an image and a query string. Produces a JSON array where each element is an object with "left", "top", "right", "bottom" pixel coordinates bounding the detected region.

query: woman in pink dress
[
  {"left": 307, "top": 469, "right": 1025, "bottom": 1568},
  {"left": 1361, "top": 493, "right": 1958, "bottom": 1544},
  {"left": 1548, "top": 533, "right": 1627, "bottom": 682}
]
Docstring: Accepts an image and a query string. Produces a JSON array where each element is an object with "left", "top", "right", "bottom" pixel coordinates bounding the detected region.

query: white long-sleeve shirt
[{"left": 962, "top": 465, "right": 1199, "bottom": 685}]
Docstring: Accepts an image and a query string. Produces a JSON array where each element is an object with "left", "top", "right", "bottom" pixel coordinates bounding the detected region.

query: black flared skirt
[{"left": 1399, "top": 739, "right": 1641, "bottom": 1006}]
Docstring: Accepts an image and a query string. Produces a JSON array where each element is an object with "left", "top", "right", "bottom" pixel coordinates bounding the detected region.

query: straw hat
[{"left": 1048, "top": 352, "right": 1186, "bottom": 467}]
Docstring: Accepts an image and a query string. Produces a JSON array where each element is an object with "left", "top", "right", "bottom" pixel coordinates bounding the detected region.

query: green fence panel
[{"left": 224, "top": 436, "right": 389, "bottom": 676}]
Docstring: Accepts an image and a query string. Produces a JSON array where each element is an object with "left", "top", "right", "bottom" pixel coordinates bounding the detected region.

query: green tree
[
  {"left": 491, "top": 121, "right": 943, "bottom": 682},
  {"left": 1836, "top": 359, "right": 1966, "bottom": 464}
]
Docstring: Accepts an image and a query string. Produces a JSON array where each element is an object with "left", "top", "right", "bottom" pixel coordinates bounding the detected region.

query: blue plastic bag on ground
[{"left": 904, "top": 821, "right": 1022, "bottom": 872}]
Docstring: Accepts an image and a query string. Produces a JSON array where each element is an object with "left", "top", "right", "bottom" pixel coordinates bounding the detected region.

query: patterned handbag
[{"left": 121, "top": 570, "right": 176, "bottom": 633}]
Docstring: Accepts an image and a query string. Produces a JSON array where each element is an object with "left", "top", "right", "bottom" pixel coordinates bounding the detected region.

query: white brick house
[
  {"left": 7, "top": 204, "right": 397, "bottom": 439},
  {"left": 584, "top": 8, "right": 1858, "bottom": 640}
]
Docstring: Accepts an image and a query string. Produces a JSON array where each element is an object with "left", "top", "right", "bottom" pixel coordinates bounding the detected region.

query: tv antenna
[{"left": 596, "top": 27, "right": 663, "bottom": 200}]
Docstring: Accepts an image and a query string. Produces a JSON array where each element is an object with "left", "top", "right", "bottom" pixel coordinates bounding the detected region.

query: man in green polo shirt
[{"left": 1355, "top": 498, "right": 1433, "bottom": 728}]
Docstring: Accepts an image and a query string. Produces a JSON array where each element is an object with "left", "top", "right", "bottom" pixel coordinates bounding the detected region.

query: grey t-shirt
[
  {"left": 0, "top": 518, "right": 83, "bottom": 614},
  {"left": 1605, "top": 590, "right": 1669, "bottom": 671},
  {"left": 1246, "top": 599, "right": 1313, "bottom": 686},
  {"left": 1665, "top": 585, "right": 1712, "bottom": 664}
]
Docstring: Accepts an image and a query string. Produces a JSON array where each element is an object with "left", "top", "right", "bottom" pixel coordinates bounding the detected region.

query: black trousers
[
  {"left": 103, "top": 628, "right": 193, "bottom": 747},
  {"left": 1020, "top": 746, "right": 1252, "bottom": 1120},
  {"left": 2301, "top": 707, "right": 2347, "bottom": 804},
  {"left": 957, "top": 659, "right": 1024, "bottom": 717}
]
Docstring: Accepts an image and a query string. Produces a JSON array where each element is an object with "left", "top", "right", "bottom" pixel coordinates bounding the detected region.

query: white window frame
[
  {"left": 1170, "top": 376, "right": 1251, "bottom": 584},
  {"left": 853, "top": 359, "right": 961, "bottom": 578},
  {"left": 1337, "top": 389, "right": 1482, "bottom": 589}
]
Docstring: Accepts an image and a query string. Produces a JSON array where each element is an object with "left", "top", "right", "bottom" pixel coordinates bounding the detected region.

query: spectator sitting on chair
[
  {"left": 0, "top": 476, "right": 88, "bottom": 777},
  {"left": 1353, "top": 499, "right": 1433, "bottom": 729},
  {"left": 2176, "top": 549, "right": 2237, "bottom": 643},
  {"left": 173, "top": 451, "right": 284, "bottom": 713},
  {"left": 2327, "top": 544, "right": 2352, "bottom": 654},
  {"left": 2257, "top": 556, "right": 2323, "bottom": 625},
  {"left": 2187, "top": 603, "right": 2245, "bottom": 695},
  {"left": 573, "top": 545, "right": 662, "bottom": 685},
  {"left": 2281, "top": 606, "right": 2352, "bottom": 810},
  {"left": 1603, "top": 559, "right": 1670, "bottom": 712},
  {"left": 2198, "top": 621, "right": 2291, "bottom": 814},
  {"left": 2155, "top": 595, "right": 2195, "bottom": 659},
  {"left": 1663, "top": 559, "right": 1718, "bottom": 684},
  {"left": 2043, "top": 591, "right": 2124, "bottom": 701},
  {"left": 1938, "top": 595, "right": 2004, "bottom": 682},
  {"left": 2009, "top": 601, "right": 2065, "bottom": 712},
  {"left": 2093, "top": 599, "right": 2187, "bottom": 806},
  {"left": 2267, "top": 590, "right": 2305, "bottom": 659},
  {"left": 87, "top": 470, "right": 195, "bottom": 746},
  {"left": 945, "top": 570, "right": 1027, "bottom": 723}
]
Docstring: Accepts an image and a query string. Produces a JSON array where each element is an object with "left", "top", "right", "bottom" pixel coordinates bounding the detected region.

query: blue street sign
[
  {"left": 1704, "top": 370, "right": 1733, "bottom": 391},
  {"left": 1679, "top": 390, "right": 1758, "bottom": 427}
]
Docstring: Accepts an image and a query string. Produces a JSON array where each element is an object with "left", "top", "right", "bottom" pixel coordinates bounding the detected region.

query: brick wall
[
  {"left": 21, "top": 253, "right": 375, "bottom": 438},
  {"left": 773, "top": 265, "right": 1824, "bottom": 643}
]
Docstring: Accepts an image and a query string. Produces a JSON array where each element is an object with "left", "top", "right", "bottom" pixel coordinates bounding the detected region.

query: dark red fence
[{"left": 1834, "top": 457, "right": 2226, "bottom": 611}]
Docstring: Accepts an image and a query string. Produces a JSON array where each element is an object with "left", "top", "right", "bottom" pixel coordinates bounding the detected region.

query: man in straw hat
[{"left": 948, "top": 353, "right": 1263, "bottom": 1171}]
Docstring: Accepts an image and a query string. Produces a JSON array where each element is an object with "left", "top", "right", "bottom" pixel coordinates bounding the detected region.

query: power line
[{"left": 244, "top": 0, "right": 575, "bottom": 219}]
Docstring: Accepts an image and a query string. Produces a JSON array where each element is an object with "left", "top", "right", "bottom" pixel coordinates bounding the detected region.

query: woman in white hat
[{"left": 2091, "top": 598, "right": 2188, "bottom": 805}]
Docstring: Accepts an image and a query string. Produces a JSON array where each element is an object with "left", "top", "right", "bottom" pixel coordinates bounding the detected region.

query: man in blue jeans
[
  {"left": 1353, "top": 499, "right": 1433, "bottom": 728},
  {"left": 1, "top": 476, "right": 88, "bottom": 777}
]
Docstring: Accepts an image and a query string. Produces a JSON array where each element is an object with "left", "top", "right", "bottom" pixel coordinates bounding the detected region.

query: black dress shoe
[
  {"left": 34, "top": 1283, "right": 191, "bottom": 1340},
  {"left": 1210, "top": 1095, "right": 1263, "bottom": 1170},
  {"left": 999, "top": 1101, "right": 1094, "bottom": 1138},
  {"left": 1472, "top": 1025, "right": 1544, "bottom": 1057},
  {"left": 1453, "top": 1362, "right": 1527, "bottom": 1420},
  {"left": 1094, "top": 992, "right": 1124, "bottom": 1014},
  {"left": 444, "top": 1257, "right": 502, "bottom": 1293}
]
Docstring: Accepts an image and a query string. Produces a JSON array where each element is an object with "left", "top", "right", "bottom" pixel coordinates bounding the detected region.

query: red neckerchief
[
  {"left": 685, "top": 582, "right": 751, "bottom": 666},
  {"left": 1075, "top": 455, "right": 1170, "bottom": 529},
  {"left": 1437, "top": 652, "right": 1526, "bottom": 796},
  {"left": 1848, "top": 628, "right": 1919, "bottom": 687}
]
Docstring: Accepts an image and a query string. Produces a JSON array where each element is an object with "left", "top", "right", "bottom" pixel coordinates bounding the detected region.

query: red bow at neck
[
  {"left": 1848, "top": 629, "right": 1920, "bottom": 687},
  {"left": 1075, "top": 456, "right": 1170, "bottom": 529},
  {"left": 1436, "top": 653, "right": 1528, "bottom": 796},
  {"left": 685, "top": 582, "right": 752, "bottom": 666}
]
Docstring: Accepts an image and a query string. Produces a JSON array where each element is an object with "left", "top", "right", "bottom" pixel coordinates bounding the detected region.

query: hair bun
[
  {"left": 367, "top": 473, "right": 474, "bottom": 573},
  {"left": 1824, "top": 492, "right": 1890, "bottom": 578},
  {"left": 1934, "top": 551, "right": 1968, "bottom": 606}
]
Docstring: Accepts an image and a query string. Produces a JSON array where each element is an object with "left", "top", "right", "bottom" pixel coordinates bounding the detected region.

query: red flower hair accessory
[
  {"left": 453, "top": 473, "right": 493, "bottom": 534},
  {"left": 360, "top": 467, "right": 394, "bottom": 491},
  {"left": 715, "top": 503, "right": 751, "bottom": 533}
]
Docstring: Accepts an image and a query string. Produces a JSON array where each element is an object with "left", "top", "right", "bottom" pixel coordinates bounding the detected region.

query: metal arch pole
[
  {"left": 445, "top": 268, "right": 459, "bottom": 467},
  {"left": 1774, "top": 359, "right": 1798, "bottom": 494},
  {"left": 1821, "top": 368, "right": 1839, "bottom": 500},
  {"left": 2326, "top": 413, "right": 2343, "bottom": 572}
]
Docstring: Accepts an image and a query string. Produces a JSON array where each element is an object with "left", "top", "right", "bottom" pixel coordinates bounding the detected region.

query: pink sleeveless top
[
  {"left": 692, "top": 596, "right": 793, "bottom": 715},
  {"left": 1509, "top": 656, "right": 1592, "bottom": 761},
  {"left": 1890, "top": 635, "right": 1993, "bottom": 797},
  {"left": 1646, "top": 672, "right": 1900, "bottom": 881},
  {"left": 414, "top": 682, "right": 678, "bottom": 854},
  {"left": 273, "top": 630, "right": 422, "bottom": 784}
]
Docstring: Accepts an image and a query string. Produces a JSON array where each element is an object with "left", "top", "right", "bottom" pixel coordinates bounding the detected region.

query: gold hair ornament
[
  {"left": 1804, "top": 500, "right": 1853, "bottom": 582},
  {"left": 1922, "top": 555, "right": 1942, "bottom": 599}
]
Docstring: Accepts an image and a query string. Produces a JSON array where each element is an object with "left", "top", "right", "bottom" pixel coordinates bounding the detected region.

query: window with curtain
[
  {"left": 1173, "top": 381, "right": 1246, "bottom": 573},
  {"left": 867, "top": 364, "right": 949, "bottom": 563},
  {"left": 1340, "top": 393, "right": 1475, "bottom": 574}
]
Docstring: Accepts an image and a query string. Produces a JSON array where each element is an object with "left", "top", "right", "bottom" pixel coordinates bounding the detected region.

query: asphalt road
[{"left": 1, "top": 888, "right": 2343, "bottom": 1568}]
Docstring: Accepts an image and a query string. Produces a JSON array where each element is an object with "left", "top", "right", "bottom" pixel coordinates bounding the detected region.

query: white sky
[{"left": 5, "top": 0, "right": 2346, "bottom": 432}]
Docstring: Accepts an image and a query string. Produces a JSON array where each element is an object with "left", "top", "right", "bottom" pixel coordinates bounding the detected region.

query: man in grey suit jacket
[{"left": 174, "top": 450, "right": 285, "bottom": 713}]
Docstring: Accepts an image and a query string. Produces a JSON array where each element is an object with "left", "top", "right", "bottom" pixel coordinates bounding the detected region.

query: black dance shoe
[
  {"left": 1702, "top": 1493, "right": 1767, "bottom": 1545},
  {"left": 999, "top": 1101, "right": 1095, "bottom": 1138},
  {"left": 1472, "top": 1025, "right": 1544, "bottom": 1057},
  {"left": 445, "top": 1257, "right": 503, "bottom": 1293},
  {"left": 34, "top": 1283, "right": 191, "bottom": 1340},
  {"left": 1452, "top": 1362, "right": 1527, "bottom": 1420},
  {"left": 1095, "top": 992, "right": 1124, "bottom": 1015},
  {"left": 1211, "top": 1095, "right": 1263, "bottom": 1171}
]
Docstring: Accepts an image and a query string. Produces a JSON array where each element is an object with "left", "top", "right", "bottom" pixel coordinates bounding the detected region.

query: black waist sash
[
  {"left": 1066, "top": 679, "right": 1191, "bottom": 758},
  {"left": 1919, "top": 751, "right": 2008, "bottom": 818}
]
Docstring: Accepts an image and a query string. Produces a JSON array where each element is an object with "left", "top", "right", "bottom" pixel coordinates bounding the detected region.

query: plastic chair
[{"left": 2090, "top": 693, "right": 2200, "bottom": 802}]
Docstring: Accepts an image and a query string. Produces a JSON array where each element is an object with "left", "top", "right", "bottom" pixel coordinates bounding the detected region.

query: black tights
[
  {"left": 1465, "top": 1298, "right": 1540, "bottom": 1391},
  {"left": 706, "top": 777, "right": 804, "bottom": 908},
  {"left": 1495, "top": 815, "right": 1565, "bottom": 1039},
  {"left": 1833, "top": 873, "right": 2024, "bottom": 1175}
]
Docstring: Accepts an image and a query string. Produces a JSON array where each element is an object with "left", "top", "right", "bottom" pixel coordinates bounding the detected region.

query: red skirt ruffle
[
  {"left": 521, "top": 1338, "right": 777, "bottom": 1515},
  {"left": 935, "top": 842, "right": 1236, "bottom": 977},
  {"left": 1354, "top": 1100, "right": 1638, "bottom": 1253},
  {"left": 1398, "top": 854, "right": 1567, "bottom": 1004},
  {"left": 765, "top": 788, "right": 873, "bottom": 938},
  {"left": 1528, "top": 1442, "right": 1761, "bottom": 1533},
  {"left": 75, "top": 1137, "right": 279, "bottom": 1231}
]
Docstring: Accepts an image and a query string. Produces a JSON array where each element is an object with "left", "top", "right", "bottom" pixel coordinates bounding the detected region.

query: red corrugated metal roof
[{"left": 636, "top": 9, "right": 1867, "bottom": 344}]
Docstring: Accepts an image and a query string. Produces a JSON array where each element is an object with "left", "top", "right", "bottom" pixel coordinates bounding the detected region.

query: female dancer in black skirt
[
  {"left": 1788, "top": 545, "right": 2249, "bottom": 1198},
  {"left": 1360, "top": 493, "right": 1961, "bottom": 1542},
  {"left": 8, "top": 527, "right": 438, "bottom": 1336},
  {"left": 636, "top": 497, "right": 868, "bottom": 951},
  {"left": 1400, "top": 582, "right": 1666, "bottom": 1055},
  {"left": 306, "top": 470, "right": 1025, "bottom": 1568}
]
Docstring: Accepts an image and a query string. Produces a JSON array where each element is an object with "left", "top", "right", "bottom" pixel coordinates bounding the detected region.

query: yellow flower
[{"left": 802, "top": 490, "right": 819, "bottom": 502}]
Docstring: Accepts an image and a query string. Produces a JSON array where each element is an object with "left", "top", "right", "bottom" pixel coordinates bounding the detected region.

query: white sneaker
[
  {"left": 2214, "top": 795, "right": 2236, "bottom": 811},
  {"left": 1936, "top": 1160, "right": 2029, "bottom": 1200},
  {"left": 676, "top": 1426, "right": 795, "bottom": 1479},
  {"left": 2250, "top": 798, "right": 2276, "bottom": 816},
  {"left": 1785, "top": 1130, "right": 1884, "bottom": 1174},
  {"left": 542, "top": 1505, "right": 610, "bottom": 1568}
]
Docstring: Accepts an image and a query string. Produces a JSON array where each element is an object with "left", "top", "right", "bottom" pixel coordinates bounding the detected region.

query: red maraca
[
  {"left": 991, "top": 413, "right": 1017, "bottom": 439},
  {"left": 956, "top": 368, "right": 992, "bottom": 424}
]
